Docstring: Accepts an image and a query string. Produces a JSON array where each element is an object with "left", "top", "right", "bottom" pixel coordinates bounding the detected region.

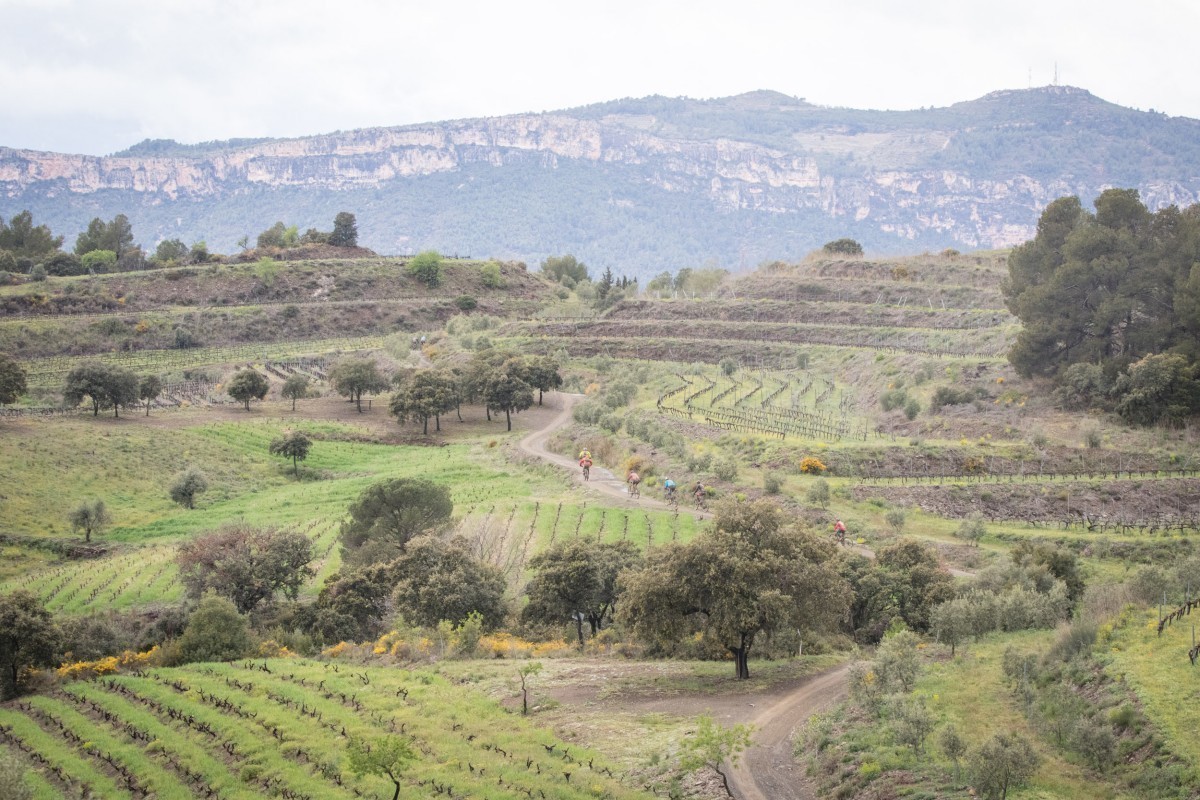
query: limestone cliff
[{"left": 3, "top": 86, "right": 1199, "bottom": 272}]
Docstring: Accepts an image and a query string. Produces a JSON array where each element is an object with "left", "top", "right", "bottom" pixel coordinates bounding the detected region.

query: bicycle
[
  {"left": 627, "top": 472, "right": 641, "bottom": 498},
  {"left": 582, "top": 464, "right": 590, "bottom": 481}
]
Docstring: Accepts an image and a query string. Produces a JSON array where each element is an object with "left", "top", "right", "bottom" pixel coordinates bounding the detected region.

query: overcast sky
[{"left": 1, "top": 0, "right": 1195, "bottom": 156}]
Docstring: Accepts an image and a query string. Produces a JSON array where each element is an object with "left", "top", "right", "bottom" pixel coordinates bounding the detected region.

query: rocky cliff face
[{"left": 4, "top": 87, "right": 1199, "bottom": 271}]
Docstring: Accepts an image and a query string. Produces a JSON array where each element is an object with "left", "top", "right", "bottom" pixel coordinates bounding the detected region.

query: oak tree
[
  {"left": 226, "top": 368, "right": 269, "bottom": 410},
  {"left": 521, "top": 539, "right": 641, "bottom": 646},
  {"left": 138, "top": 374, "right": 163, "bottom": 416},
  {"left": 63, "top": 362, "right": 139, "bottom": 417},
  {"left": 281, "top": 374, "right": 309, "bottom": 411},
  {"left": 176, "top": 525, "right": 314, "bottom": 613},
  {"left": 0, "top": 590, "right": 58, "bottom": 699},
  {"left": 621, "top": 498, "right": 849, "bottom": 679},
  {"left": 390, "top": 369, "right": 456, "bottom": 434},
  {"left": 269, "top": 430, "right": 312, "bottom": 474},
  {"left": 330, "top": 359, "right": 389, "bottom": 412},
  {"left": 0, "top": 353, "right": 26, "bottom": 406}
]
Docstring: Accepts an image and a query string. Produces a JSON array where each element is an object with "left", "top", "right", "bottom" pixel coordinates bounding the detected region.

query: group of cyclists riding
[
  {"left": 578, "top": 449, "right": 847, "bottom": 541},
  {"left": 577, "top": 450, "right": 706, "bottom": 507}
]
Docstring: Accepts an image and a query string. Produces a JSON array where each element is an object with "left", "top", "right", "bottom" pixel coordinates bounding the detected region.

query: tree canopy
[
  {"left": 0, "top": 210, "right": 62, "bottom": 260},
  {"left": 330, "top": 359, "right": 389, "bottom": 413},
  {"left": 280, "top": 374, "right": 309, "bottom": 411},
  {"left": 68, "top": 499, "right": 111, "bottom": 544},
  {"left": 389, "top": 535, "right": 508, "bottom": 629},
  {"left": 1004, "top": 190, "right": 1200, "bottom": 424},
  {"left": 522, "top": 539, "right": 641, "bottom": 646},
  {"left": 226, "top": 368, "right": 269, "bottom": 410},
  {"left": 0, "top": 354, "right": 27, "bottom": 406},
  {"left": 539, "top": 254, "right": 589, "bottom": 283},
  {"left": 482, "top": 361, "right": 534, "bottom": 431},
  {"left": 74, "top": 214, "right": 135, "bottom": 259},
  {"left": 340, "top": 478, "right": 454, "bottom": 567},
  {"left": 63, "top": 362, "right": 140, "bottom": 417},
  {"left": 269, "top": 430, "right": 313, "bottom": 474},
  {"left": 330, "top": 211, "right": 358, "bottom": 247},
  {"left": 176, "top": 525, "right": 314, "bottom": 613},
  {"left": 390, "top": 369, "right": 457, "bottom": 434},
  {"left": 0, "top": 591, "right": 58, "bottom": 699},
  {"left": 169, "top": 466, "right": 209, "bottom": 509},
  {"left": 621, "top": 498, "right": 849, "bottom": 679}
]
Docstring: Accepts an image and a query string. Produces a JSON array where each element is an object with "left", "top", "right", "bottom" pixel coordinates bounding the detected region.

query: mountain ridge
[{"left": 2, "top": 86, "right": 1199, "bottom": 275}]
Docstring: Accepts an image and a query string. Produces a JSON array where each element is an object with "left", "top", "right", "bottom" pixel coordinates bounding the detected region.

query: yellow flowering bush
[
  {"left": 57, "top": 647, "right": 160, "bottom": 680},
  {"left": 799, "top": 456, "right": 827, "bottom": 474}
]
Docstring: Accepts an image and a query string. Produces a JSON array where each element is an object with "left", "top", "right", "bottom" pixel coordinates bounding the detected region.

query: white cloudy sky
[{"left": 0, "top": 0, "right": 1194, "bottom": 155}]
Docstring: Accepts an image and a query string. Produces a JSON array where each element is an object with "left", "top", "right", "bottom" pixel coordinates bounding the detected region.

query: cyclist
[
  {"left": 627, "top": 470, "right": 641, "bottom": 498},
  {"left": 692, "top": 481, "right": 706, "bottom": 508},
  {"left": 833, "top": 518, "right": 847, "bottom": 546},
  {"left": 578, "top": 448, "right": 592, "bottom": 462},
  {"left": 579, "top": 455, "right": 592, "bottom": 481},
  {"left": 663, "top": 477, "right": 677, "bottom": 504}
]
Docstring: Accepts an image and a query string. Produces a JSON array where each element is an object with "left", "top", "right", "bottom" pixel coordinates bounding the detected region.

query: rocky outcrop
[{"left": 3, "top": 87, "right": 1200, "bottom": 265}]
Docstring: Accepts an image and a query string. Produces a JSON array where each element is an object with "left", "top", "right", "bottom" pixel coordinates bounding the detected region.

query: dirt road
[
  {"left": 518, "top": 393, "right": 709, "bottom": 518},
  {"left": 517, "top": 392, "right": 968, "bottom": 800},
  {"left": 725, "top": 664, "right": 850, "bottom": 800}
]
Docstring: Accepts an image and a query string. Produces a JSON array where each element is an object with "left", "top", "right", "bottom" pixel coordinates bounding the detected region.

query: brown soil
[{"left": 853, "top": 478, "right": 1200, "bottom": 525}]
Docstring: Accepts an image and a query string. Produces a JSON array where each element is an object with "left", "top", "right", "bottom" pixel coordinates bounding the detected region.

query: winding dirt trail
[
  {"left": 518, "top": 393, "right": 710, "bottom": 518},
  {"left": 517, "top": 392, "right": 969, "bottom": 800}
]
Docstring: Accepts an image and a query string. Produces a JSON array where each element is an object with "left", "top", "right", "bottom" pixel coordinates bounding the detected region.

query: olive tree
[
  {"left": 169, "top": 466, "right": 209, "bottom": 509},
  {"left": 68, "top": 499, "right": 111, "bottom": 543}
]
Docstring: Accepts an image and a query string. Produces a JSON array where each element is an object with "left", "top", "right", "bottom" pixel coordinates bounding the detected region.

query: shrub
[
  {"left": 712, "top": 457, "right": 738, "bottom": 482},
  {"left": 903, "top": 398, "right": 921, "bottom": 420},
  {"left": 822, "top": 238, "right": 863, "bottom": 256},
  {"left": 598, "top": 413, "right": 622, "bottom": 433},
  {"left": 407, "top": 251, "right": 443, "bottom": 287},
  {"left": 763, "top": 473, "right": 783, "bottom": 495},
  {"left": 719, "top": 357, "right": 738, "bottom": 377},
  {"left": 480, "top": 262, "right": 504, "bottom": 288},
  {"left": 81, "top": 249, "right": 117, "bottom": 273},
  {"left": 955, "top": 513, "right": 986, "bottom": 546},
  {"left": 600, "top": 380, "right": 636, "bottom": 408},
  {"left": 799, "top": 456, "right": 827, "bottom": 474},
  {"left": 28, "top": 264, "right": 46, "bottom": 282},
  {"left": 880, "top": 388, "right": 908, "bottom": 411},
  {"left": 174, "top": 594, "right": 252, "bottom": 664},
  {"left": 454, "top": 295, "right": 477, "bottom": 311},
  {"left": 884, "top": 508, "right": 906, "bottom": 534},
  {"left": 1084, "top": 426, "right": 1103, "bottom": 449},
  {"left": 931, "top": 386, "right": 977, "bottom": 407},
  {"left": 806, "top": 478, "right": 830, "bottom": 508}
]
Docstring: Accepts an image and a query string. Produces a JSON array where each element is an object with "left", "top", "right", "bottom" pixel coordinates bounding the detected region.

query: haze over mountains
[{"left": 2, "top": 85, "right": 1199, "bottom": 276}]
